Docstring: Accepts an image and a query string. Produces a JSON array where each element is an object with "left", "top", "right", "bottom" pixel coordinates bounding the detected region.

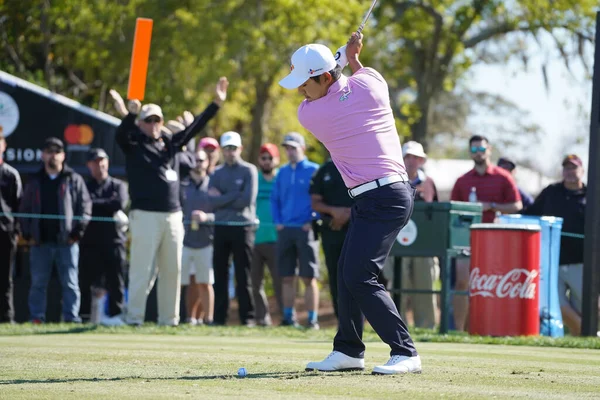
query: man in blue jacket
[{"left": 271, "top": 132, "right": 320, "bottom": 328}]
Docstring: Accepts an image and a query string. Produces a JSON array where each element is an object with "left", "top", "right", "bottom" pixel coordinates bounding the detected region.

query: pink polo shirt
[{"left": 298, "top": 67, "right": 407, "bottom": 188}]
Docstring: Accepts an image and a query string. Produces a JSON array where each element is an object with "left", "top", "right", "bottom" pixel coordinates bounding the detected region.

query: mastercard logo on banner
[{"left": 64, "top": 124, "right": 94, "bottom": 145}]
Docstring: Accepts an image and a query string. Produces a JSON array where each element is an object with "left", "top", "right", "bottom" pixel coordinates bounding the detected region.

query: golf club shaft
[{"left": 357, "top": 0, "right": 378, "bottom": 34}]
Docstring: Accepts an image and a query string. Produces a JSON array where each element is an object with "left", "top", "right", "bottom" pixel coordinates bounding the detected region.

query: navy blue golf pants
[{"left": 333, "top": 181, "right": 418, "bottom": 358}]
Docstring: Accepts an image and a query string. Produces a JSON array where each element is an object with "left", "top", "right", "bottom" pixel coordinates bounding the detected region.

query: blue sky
[{"left": 467, "top": 41, "right": 593, "bottom": 178}]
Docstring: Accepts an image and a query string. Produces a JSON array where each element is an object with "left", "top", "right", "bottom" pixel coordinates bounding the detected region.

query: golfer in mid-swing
[{"left": 279, "top": 32, "right": 421, "bottom": 375}]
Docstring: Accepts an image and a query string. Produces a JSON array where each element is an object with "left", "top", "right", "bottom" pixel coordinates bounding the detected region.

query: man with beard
[
  {"left": 79, "top": 148, "right": 129, "bottom": 324},
  {"left": 450, "top": 135, "right": 522, "bottom": 331},
  {"left": 251, "top": 143, "right": 283, "bottom": 326},
  {"left": 20, "top": 137, "right": 92, "bottom": 323},
  {"left": 208, "top": 131, "right": 258, "bottom": 326}
]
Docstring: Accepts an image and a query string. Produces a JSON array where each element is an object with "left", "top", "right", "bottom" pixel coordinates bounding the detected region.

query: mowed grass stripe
[{"left": 0, "top": 334, "right": 599, "bottom": 399}]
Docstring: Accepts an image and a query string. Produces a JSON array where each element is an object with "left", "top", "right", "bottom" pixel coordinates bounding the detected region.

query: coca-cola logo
[{"left": 469, "top": 267, "right": 538, "bottom": 299}]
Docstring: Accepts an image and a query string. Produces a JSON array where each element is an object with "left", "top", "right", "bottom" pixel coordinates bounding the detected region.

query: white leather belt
[{"left": 348, "top": 174, "right": 408, "bottom": 198}]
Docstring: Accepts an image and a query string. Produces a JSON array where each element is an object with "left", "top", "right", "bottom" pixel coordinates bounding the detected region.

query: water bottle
[{"left": 468, "top": 187, "right": 477, "bottom": 203}]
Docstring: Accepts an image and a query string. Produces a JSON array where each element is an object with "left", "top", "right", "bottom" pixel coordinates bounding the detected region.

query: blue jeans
[{"left": 29, "top": 243, "right": 81, "bottom": 322}]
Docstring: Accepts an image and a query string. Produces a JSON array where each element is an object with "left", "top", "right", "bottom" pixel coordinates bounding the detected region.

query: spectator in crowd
[
  {"left": 199, "top": 137, "right": 221, "bottom": 175},
  {"left": 208, "top": 131, "right": 258, "bottom": 326},
  {"left": 399, "top": 141, "right": 439, "bottom": 329},
  {"left": 181, "top": 149, "right": 215, "bottom": 325},
  {"left": 523, "top": 154, "right": 586, "bottom": 335},
  {"left": 19, "top": 137, "right": 91, "bottom": 323},
  {"left": 251, "top": 143, "right": 283, "bottom": 326},
  {"left": 109, "top": 89, "right": 198, "bottom": 183},
  {"left": 0, "top": 132, "right": 22, "bottom": 324},
  {"left": 497, "top": 156, "right": 534, "bottom": 210},
  {"left": 309, "top": 156, "right": 352, "bottom": 319},
  {"left": 450, "top": 135, "right": 522, "bottom": 331},
  {"left": 78, "top": 148, "right": 128, "bottom": 324},
  {"left": 114, "top": 77, "right": 228, "bottom": 326},
  {"left": 271, "top": 132, "right": 320, "bottom": 329}
]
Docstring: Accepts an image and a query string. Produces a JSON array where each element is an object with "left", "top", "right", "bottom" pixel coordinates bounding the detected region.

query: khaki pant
[
  {"left": 126, "top": 210, "right": 184, "bottom": 325},
  {"left": 383, "top": 256, "right": 439, "bottom": 329},
  {"left": 401, "top": 257, "right": 439, "bottom": 329}
]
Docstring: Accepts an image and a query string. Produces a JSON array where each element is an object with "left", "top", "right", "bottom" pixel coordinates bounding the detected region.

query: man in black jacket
[
  {"left": 0, "top": 132, "right": 22, "bottom": 323},
  {"left": 116, "top": 77, "right": 228, "bottom": 326},
  {"left": 19, "top": 137, "right": 92, "bottom": 323},
  {"left": 79, "top": 148, "right": 129, "bottom": 323},
  {"left": 523, "top": 154, "right": 586, "bottom": 335}
]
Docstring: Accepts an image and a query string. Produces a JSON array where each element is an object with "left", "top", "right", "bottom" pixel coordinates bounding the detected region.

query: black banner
[{"left": 0, "top": 71, "right": 126, "bottom": 179}]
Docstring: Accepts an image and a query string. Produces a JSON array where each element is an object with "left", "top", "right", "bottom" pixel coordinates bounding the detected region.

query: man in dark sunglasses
[
  {"left": 115, "top": 77, "right": 229, "bottom": 326},
  {"left": 450, "top": 134, "right": 522, "bottom": 332}
]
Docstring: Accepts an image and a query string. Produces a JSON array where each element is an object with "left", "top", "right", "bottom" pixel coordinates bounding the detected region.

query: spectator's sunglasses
[
  {"left": 195, "top": 157, "right": 207, "bottom": 163},
  {"left": 260, "top": 155, "right": 273, "bottom": 161},
  {"left": 470, "top": 146, "right": 487, "bottom": 154},
  {"left": 143, "top": 116, "right": 162, "bottom": 124}
]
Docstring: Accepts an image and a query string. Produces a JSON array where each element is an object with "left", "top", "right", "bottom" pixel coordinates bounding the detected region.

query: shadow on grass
[
  {"left": 0, "top": 370, "right": 365, "bottom": 386},
  {"left": 10, "top": 325, "right": 100, "bottom": 335}
]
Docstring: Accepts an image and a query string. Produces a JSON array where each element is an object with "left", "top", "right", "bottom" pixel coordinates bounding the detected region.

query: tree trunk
[
  {"left": 411, "top": 90, "right": 432, "bottom": 151},
  {"left": 248, "top": 80, "right": 271, "bottom": 165}
]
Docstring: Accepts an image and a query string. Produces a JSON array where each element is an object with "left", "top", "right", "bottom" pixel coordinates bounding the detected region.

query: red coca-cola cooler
[{"left": 469, "top": 223, "right": 541, "bottom": 336}]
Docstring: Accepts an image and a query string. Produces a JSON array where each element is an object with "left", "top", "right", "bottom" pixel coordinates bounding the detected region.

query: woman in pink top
[{"left": 279, "top": 32, "right": 421, "bottom": 375}]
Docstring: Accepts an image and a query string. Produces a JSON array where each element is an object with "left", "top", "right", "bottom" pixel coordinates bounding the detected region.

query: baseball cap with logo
[
  {"left": 87, "top": 148, "right": 109, "bottom": 162},
  {"left": 139, "top": 104, "right": 164, "bottom": 121},
  {"left": 260, "top": 143, "right": 279, "bottom": 158},
  {"left": 220, "top": 131, "right": 242, "bottom": 148},
  {"left": 402, "top": 141, "right": 427, "bottom": 159},
  {"left": 279, "top": 44, "right": 338, "bottom": 90},
  {"left": 562, "top": 154, "right": 583, "bottom": 168},
  {"left": 281, "top": 132, "right": 306, "bottom": 148}
]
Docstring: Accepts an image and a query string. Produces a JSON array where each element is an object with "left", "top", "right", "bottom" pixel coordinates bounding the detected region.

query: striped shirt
[{"left": 451, "top": 165, "right": 521, "bottom": 222}]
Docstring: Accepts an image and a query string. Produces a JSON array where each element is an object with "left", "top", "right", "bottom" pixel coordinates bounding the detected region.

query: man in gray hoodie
[{"left": 208, "top": 131, "right": 258, "bottom": 326}]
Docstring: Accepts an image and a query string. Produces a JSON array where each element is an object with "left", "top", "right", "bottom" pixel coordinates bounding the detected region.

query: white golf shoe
[
  {"left": 305, "top": 351, "right": 365, "bottom": 372},
  {"left": 372, "top": 355, "right": 422, "bottom": 375}
]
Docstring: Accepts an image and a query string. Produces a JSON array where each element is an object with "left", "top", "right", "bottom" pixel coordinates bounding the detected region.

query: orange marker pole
[{"left": 127, "top": 18, "right": 153, "bottom": 100}]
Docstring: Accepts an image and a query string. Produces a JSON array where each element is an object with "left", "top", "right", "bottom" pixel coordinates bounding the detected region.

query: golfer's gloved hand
[{"left": 335, "top": 45, "right": 348, "bottom": 69}]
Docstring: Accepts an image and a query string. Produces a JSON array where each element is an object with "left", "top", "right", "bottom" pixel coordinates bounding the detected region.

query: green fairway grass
[{"left": 1, "top": 325, "right": 599, "bottom": 399}]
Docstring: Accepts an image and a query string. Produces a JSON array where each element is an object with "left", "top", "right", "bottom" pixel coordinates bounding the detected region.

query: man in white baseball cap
[
  {"left": 397, "top": 141, "right": 439, "bottom": 331},
  {"left": 279, "top": 44, "right": 338, "bottom": 91},
  {"left": 207, "top": 131, "right": 258, "bottom": 326},
  {"left": 281, "top": 33, "right": 421, "bottom": 375}
]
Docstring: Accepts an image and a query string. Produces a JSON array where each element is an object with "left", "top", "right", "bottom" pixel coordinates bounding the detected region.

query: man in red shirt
[{"left": 450, "top": 135, "right": 522, "bottom": 331}]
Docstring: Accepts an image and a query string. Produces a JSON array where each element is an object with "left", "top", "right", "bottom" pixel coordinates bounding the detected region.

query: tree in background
[
  {"left": 374, "top": 0, "right": 596, "bottom": 150},
  {"left": 0, "top": 0, "right": 595, "bottom": 163}
]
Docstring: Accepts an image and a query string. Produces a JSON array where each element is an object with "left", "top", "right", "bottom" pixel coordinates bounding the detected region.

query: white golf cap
[
  {"left": 220, "top": 131, "right": 242, "bottom": 148},
  {"left": 139, "top": 103, "right": 163, "bottom": 120},
  {"left": 279, "top": 44, "right": 338, "bottom": 89},
  {"left": 402, "top": 141, "right": 427, "bottom": 159}
]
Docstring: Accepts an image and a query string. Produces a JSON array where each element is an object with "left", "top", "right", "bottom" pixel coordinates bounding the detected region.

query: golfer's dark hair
[
  {"left": 310, "top": 65, "right": 343, "bottom": 83},
  {"left": 469, "top": 135, "right": 489, "bottom": 146}
]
